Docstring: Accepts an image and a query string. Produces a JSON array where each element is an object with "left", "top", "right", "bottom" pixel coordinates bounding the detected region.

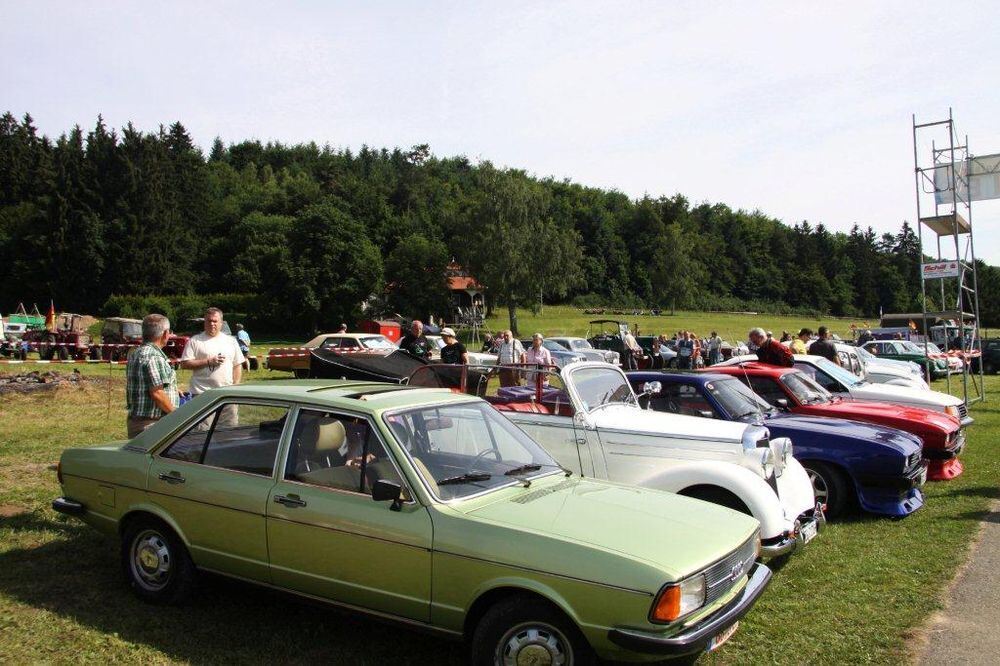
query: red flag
[{"left": 45, "top": 300, "right": 56, "bottom": 331}]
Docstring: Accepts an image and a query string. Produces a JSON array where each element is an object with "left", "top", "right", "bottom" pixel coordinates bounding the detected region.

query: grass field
[{"left": 1, "top": 309, "right": 998, "bottom": 664}]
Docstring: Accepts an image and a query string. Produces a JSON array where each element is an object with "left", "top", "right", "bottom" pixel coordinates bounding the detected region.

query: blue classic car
[{"left": 627, "top": 371, "right": 927, "bottom": 519}]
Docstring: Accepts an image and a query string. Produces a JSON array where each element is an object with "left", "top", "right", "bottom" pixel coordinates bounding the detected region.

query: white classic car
[
  {"left": 546, "top": 336, "right": 621, "bottom": 365},
  {"left": 409, "top": 362, "right": 821, "bottom": 557},
  {"left": 836, "top": 343, "right": 929, "bottom": 390},
  {"left": 717, "top": 354, "right": 971, "bottom": 426},
  {"left": 424, "top": 334, "right": 498, "bottom": 365}
]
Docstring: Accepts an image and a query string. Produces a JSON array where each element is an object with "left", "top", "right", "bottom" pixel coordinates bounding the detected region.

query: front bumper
[
  {"left": 52, "top": 497, "right": 85, "bottom": 516},
  {"left": 608, "top": 562, "right": 772, "bottom": 656},
  {"left": 760, "top": 503, "right": 825, "bottom": 558},
  {"left": 924, "top": 431, "right": 966, "bottom": 461},
  {"left": 857, "top": 462, "right": 928, "bottom": 491}
]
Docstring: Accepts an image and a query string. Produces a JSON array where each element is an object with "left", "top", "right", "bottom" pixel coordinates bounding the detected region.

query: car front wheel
[
  {"left": 803, "top": 461, "right": 849, "bottom": 519},
  {"left": 121, "top": 518, "right": 196, "bottom": 604},
  {"left": 471, "top": 596, "right": 594, "bottom": 666}
]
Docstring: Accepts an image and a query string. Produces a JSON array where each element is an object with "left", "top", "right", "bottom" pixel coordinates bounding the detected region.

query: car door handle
[
  {"left": 274, "top": 494, "right": 307, "bottom": 508},
  {"left": 157, "top": 472, "right": 185, "bottom": 484},
  {"left": 575, "top": 438, "right": 587, "bottom": 445}
]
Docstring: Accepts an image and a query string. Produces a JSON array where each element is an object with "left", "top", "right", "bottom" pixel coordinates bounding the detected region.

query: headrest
[{"left": 314, "top": 418, "right": 346, "bottom": 454}]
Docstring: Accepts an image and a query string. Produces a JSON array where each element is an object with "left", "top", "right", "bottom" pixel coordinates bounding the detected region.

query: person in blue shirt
[{"left": 235, "top": 323, "right": 252, "bottom": 371}]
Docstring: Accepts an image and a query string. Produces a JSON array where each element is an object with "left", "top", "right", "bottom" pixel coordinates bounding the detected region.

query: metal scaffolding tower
[{"left": 912, "top": 109, "right": 984, "bottom": 407}]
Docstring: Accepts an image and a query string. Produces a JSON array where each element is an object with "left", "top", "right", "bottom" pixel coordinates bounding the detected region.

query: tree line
[{"left": 2, "top": 111, "right": 998, "bottom": 334}]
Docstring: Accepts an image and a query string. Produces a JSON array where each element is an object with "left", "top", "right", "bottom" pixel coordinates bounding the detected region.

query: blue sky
[{"left": 4, "top": 1, "right": 1000, "bottom": 262}]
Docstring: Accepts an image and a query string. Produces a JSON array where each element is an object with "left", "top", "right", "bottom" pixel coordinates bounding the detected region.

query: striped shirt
[{"left": 126, "top": 343, "right": 179, "bottom": 419}]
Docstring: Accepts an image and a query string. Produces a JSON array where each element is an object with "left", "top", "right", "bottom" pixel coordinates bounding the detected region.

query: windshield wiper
[
  {"left": 505, "top": 462, "right": 573, "bottom": 477},
  {"left": 436, "top": 472, "right": 491, "bottom": 486}
]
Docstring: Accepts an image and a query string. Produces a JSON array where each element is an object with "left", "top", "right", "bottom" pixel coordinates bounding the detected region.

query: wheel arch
[
  {"left": 118, "top": 505, "right": 193, "bottom": 550},
  {"left": 638, "top": 462, "right": 791, "bottom": 539},
  {"left": 462, "top": 580, "right": 580, "bottom": 640},
  {"left": 796, "top": 457, "right": 858, "bottom": 502}
]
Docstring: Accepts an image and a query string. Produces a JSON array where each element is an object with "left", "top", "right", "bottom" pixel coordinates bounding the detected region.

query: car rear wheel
[
  {"left": 471, "top": 596, "right": 594, "bottom": 666},
  {"left": 121, "top": 518, "right": 196, "bottom": 604},
  {"left": 293, "top": 369, "right": 310, "bottom": 379},
  {"left": 802, "top": 461, "right": 849, "bottom": 519}
]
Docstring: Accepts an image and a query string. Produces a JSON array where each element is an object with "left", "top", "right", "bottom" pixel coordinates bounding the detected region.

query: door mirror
[
  {"left": 775, "top": 398, "right": 790, "bottom": 411},
  {"left": 372, "top": 479, "right": 403, "bottom": 511}
]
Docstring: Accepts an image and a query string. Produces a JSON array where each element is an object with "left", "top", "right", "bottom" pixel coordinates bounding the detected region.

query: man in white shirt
[
  {"left": 496, "top": 330, "right": 525, "bottom": 387},
  {"left": 180, "top": 307, "right": 245, "bottom": 395}
]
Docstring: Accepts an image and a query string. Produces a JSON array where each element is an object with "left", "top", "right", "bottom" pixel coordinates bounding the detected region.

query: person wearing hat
[
  {"left": 439, "top": 328, "right": 468, "bottom": 364},
  {"left": 791, "top": 327, "right": 812, "bottom": 355}
]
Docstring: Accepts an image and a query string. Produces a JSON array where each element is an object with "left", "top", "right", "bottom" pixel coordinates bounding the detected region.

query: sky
[{"left": 4, "top": 1, "right": 1000, "bottom": 262}]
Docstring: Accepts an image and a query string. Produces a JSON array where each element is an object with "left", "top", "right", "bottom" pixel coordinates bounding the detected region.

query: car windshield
[
  {"left": 542, "top": 340, "right": 567, "bottom": 352},
  {"left": 900, "top": 341, "right": 925, "bottom": 354},
  {"left": 706, "top": 378, "right": 772, "bottom": 421},
  {"left": 924, "top": 342, "right": 943, "bottom": 354},
  {"left": 361, "top": 336, "right": 396, "bottom": 350},
  {"left": 856, "top": 346, "right": 878, "bottom": 362},
  {"left": 122, "top": 322, "right": 142, "bottom": 337},
  {"left": 565, "top": 339, "right": 591, "bottom": 350},
  {"left": 384, "top": 401, "right": 561, "bottom": 500},
  {"left": 810, "top": 357, "right": 862, "bottom": 387},
  {"left": 571, "top": 366, "right": 637, "bottom": 411},
  {"left": 780, "top": 371, "right": 832, "bottom": 404}
]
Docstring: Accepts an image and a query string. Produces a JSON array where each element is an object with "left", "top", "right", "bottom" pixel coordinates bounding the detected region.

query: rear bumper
[
  {"left": 52, "top": 497, "right": 85, "bottom": 516},
  {"left": 607, "top": 562, "right": 772, "bottom": 656}
]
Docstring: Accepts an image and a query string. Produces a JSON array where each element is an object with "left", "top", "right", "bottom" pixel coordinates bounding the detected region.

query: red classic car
[{"left": 708, "top": 363, "right": 964, "bottom": 481}]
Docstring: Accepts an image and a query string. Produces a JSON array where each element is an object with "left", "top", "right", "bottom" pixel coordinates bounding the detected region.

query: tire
[
  {"left": 679, "top": 485, "right": 751, "bottom": 515},
  {"left": 121, "top": 517, "right": 197, "bottom": 605},
  {"left": 40, "top": 344, "right": 55, "bottom": 360},
  {"left": 249, "top": 357, "right": 260, "bottom": 371},
  {"left": 90, "top": 346, "right": 102, "bottom": 361},
  {"left": 802, "top": 461, "right": 849, "bottom": 519},
  {"left": 293, "top": 369, "right": 310, "bottom": 379},
  {"left": 471, "top": 596, "right": 595, "bottom": 666},
  {"left": 57, "top": 345, "right": 69, "bottom": 360}
]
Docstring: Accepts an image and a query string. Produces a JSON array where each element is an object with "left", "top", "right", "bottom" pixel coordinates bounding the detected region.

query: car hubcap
[
  {"left": 131, "top": 529, "right": 172, "bottom": 591},
  {"left": 498, "top": 623, "right": 570, "bottom": 666},
  {"left": 807, "top": 469, "right": 829, "bottom": 504}
]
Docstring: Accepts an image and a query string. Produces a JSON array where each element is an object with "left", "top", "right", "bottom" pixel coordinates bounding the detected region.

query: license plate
[
  {"left": 707, "top": 621, "right": 739, "bottom": 652},
  {"left": 800, "top": 520, "right": 818, "bottom": 544}
]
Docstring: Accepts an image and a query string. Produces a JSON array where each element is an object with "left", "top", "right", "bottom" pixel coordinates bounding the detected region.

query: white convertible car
[{"left": 408, "top": 362, "right": 821, "bottom": 558}]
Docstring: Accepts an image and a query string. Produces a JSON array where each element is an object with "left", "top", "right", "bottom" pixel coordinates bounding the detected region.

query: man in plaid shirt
[{"left": 125, "top": 314, "right": 179, "bottom": 438}]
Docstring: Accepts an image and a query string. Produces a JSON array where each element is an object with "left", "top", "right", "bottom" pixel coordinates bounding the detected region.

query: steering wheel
[{"left": 465, "top": 447, "right": 501, "bottom": 474}]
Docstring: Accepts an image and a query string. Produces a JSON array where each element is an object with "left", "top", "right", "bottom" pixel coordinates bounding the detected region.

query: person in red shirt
[{"left": 749, "top": 327, "right": 793, "bottom": 367}]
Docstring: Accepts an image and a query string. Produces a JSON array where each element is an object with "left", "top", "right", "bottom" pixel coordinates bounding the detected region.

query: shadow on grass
[
  {"left": 0, "top": 516, "right": 464, "bottom": 665},
  {"left": 950, "top": 510, "right": 1000, "bottom": 524},
  {"left": 940, "top": 485, "right": 1000, "bottom": 500}
]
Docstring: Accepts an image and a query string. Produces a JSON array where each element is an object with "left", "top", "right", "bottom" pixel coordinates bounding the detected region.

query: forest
[{"left": 2, "top": 112, "right": 997, "bottom": 333}]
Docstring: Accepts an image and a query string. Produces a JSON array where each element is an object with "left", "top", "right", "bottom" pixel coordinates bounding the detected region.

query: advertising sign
[
  {"left": 934, "top": 153, "right": 1000, "bottom": 205},
  {"left": 922, "top": 261, "right": 961, "bottom": 280}
]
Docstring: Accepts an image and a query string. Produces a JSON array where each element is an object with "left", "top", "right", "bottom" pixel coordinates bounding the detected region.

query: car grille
[
  {"left": 703, "top": 532, "right": 759, "bottom": 605},
  {"left": 907, "top": 451, "right": 922, "bottom": 470},
  {"left": 958, "top": 404, "right": 969, "bottom": 420}
]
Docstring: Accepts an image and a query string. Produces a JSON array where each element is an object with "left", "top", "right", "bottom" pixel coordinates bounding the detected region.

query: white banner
[
  {"left": 934, "top": 154, "right": 1000, "bottom": 205},
  {"left": 922, "top": 261, "right": 961, "bottom": 279}
]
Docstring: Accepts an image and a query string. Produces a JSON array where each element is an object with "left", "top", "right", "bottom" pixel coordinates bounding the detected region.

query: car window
[
  {"left": 360, "top": 336, "right": 395, "bottom": 350},
  {"left": 320, "top": 337, "right": 342, "bottom": 349},
  {"left": 648, "top": 384, "right": 717, "bottom": 418},
  {"left": 161, "top": 403, "right": 288, "bottom": 477},
  {"left": 284, "top": 409, "right": 402, "bottom": 493},
  {"left": 384, "top": 401, "right": 560, "bottom": 500},
  {"left": 743, "top": 376, "right": 789, "bottom": 407},
  {"left": 571, "top": 366, "right": 637, "bottom": 411}
]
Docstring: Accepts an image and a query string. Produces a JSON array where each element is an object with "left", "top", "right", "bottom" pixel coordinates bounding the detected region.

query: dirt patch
[
  {"left": 0, "top": 504, "right": 29, "bottom": 518},
  {"left": 0, "top": 370, "right": 88, "bottom": 394}
]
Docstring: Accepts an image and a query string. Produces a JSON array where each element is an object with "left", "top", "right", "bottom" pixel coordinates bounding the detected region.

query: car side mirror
[
  {"left": 372, "top": 479, "right": 403, "bottom": 511},
  {"left": 699, "top": 410, "right": 715, "bottom": 419},
  {"left": 775, "top": 398, "right": 789, "bottom": 411}
]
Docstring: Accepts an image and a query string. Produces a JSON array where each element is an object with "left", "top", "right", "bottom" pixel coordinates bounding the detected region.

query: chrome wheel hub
[
  {"left": 131, "top": 529, "right": 172, "bottom": 591},
  {"left": 499, "top": 623, "right": 570, "bottom": 666},
  {"left": 807, "top": 469, "right": 829, "bottom": 503}
]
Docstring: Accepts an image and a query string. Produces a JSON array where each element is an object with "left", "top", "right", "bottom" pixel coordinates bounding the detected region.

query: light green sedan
[{"left": 54, "top": 380, "right": 771, "bottom": 664}]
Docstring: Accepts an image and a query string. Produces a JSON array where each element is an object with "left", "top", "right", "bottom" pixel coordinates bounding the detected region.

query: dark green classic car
[{"left": 54, "top": 380, "right": 770, "bottom": 664}]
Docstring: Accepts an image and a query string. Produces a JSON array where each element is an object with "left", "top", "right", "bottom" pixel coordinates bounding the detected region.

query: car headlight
[
  {"left": 650, "top": 574, "right": 706, "bottom": 623},
  {"left": 760, "top": 447, "right": 775, "bottom": 478},
  {"left": 945, "top": 405, "right": 960, "bottom": 418}
]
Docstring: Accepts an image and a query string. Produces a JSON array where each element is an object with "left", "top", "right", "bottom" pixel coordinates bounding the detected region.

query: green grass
[{"left": 1, "top": 311, "right": 997, "bottom": 664}]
